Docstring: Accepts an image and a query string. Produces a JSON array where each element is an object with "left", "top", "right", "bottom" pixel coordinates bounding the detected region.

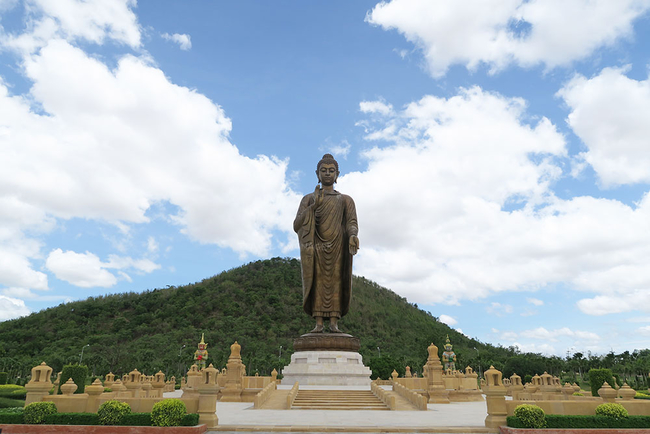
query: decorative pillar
[
  {"left": 197, "top": 364, "right": 219, "bottom": 428},
  {"left": 405, "top": 366, "right": 412, "bottom": 378},
  {"left": 152, "top": 371, "right": 166, "bottom": 397},
  {"left": 25, "top": 362, "right": 54, "bottom": 405},
  {"left": 125, "top": 369, "right": 142, "bottom": 398},
  {"left": 104, "top": 372, "right": 115, "bottom": 389},
  {"left": 221, "top": 341, "right": 244, "bottom": 402},
  {"left": 598, "top": 382, "right": 617, "bottom": 403},
  {"left": 391, "top": 369, "right": 398, "bottom": 382},
  {"left": 271, "top": 369, "right": 278, "bottom": 383},
  {"left": 510, "top": 373, "right": 524, "bottom": 400},
  {"left": 85, "top": 379, "right": 104, "bottom": 412},
  {"left": 619, "top": 383, "right": 636, "bottom": 400},
  {"left": 424, "top": 342, "right": 449, "bottom": 403},
  {"left": 484, "top": 365, "right": 507, "bottom": 429}
]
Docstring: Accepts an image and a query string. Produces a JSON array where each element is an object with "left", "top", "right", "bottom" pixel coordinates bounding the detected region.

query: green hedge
[
  {"left": 508, "top": 415, "right": 650, "bottom": 428},
  {"left": 0, "top": 397, "right": 25, "bottom": 408},
  {"left": 0, "top": 411, "right": 199, "bottom": 426},
  {"left": 59, "top": 364, "right": 88, "bottom": 394},
  {"left": 44, "top": 413, "right": 99, "bottom": 425},
  {"left": 588, "top": 368, "right": 614, "bottom": 397},
  {"left": 0, "top": 372, "right": 7, "bottom": 385}
]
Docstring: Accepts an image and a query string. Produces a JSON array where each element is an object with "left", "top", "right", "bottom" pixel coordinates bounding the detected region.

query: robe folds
[{"left": 294, "top": 189, "right": 358, "bottom": 319}]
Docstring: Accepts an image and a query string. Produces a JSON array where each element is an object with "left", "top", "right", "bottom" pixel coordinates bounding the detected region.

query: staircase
[{"left": 291, "top": 389, "right": 390, "bottom": 410}]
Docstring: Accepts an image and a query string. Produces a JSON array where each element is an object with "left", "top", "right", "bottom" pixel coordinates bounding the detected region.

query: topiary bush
[
  {"left": 23, "top": 401, "right": 57, "bottom": 424},
  {"left": 151, "top": 398, "right": 187, "bottom": 427},
  {"left": 58, "top": 364, "right": 88, "bottom": 394},
  {"left": 596, "top": 403, "right": 629, "bottom": 419},
  {"left": 97, "top": 399, "right": 131, "bottom": 425},
  {"left": 588, "top": 368, "right": 614, "bottom": 397},
  {"left": 513, "top": 404, "right": 546, "bottom": 428}
]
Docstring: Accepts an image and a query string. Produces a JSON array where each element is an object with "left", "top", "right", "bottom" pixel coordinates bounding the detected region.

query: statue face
[{"left": 317, "top": 163, "right": 338, "bottom": 186}]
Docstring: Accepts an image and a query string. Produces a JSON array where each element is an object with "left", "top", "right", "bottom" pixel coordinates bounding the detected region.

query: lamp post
[
  {"left": 377, "top": 347, "right": 381, "bottom": 358},
  {"left": 79, "top": 344, "right": 90, "bottom": 364},
  {"left": 279, "top": 345, "right": 283, "bottom": 360},
  {"left": 178, "top": 345, "right": 186, "bottom": 376},
  {"left": 474, "top": 347, "right": 481, "bottom": 379}
]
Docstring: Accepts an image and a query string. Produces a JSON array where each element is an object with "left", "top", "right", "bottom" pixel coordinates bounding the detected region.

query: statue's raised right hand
[{"left": 313, "top": 185, "right": 323, "bottom": 208}]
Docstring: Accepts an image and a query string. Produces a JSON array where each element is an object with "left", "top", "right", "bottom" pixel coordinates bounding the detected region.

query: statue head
[{"left": 316, "top": 153, "right": 339, "bottom": 186}]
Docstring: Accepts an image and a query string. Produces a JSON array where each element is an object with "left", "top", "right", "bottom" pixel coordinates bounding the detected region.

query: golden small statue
[
  {"left": 441, "top": 335, "right": 457, "bottom": 372},
  {"left": 294, "top": 154, "right": 359, "bottom": 333},
  {"left": 194, "top": 333, "right": 209, "bottom": 370}
]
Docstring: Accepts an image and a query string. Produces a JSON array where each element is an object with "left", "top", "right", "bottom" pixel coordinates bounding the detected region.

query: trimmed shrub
[
  {"left": 636, "top": 392, "right": 650, "bottom": 399},
  {"left": 596, "top": 403, "right": 629, "bottom": 419},
  {"left": 509, "top": 415, "right": 650, "bottom": 429},
  {"left": 123, "top": 412, "right": 152, "bottom": 426},
  {"left": 0, "top": 409, "right": 24, "bottom": 424},
  {"left": 97, "top": 399, "right": 131, "bottom": 425},
  {"left": 151, "top": 398, "right": 187, "bottom": 427},
  {"left": 44, "top": 413, "right": 99, "bottom": 425},
  {"left": 0, "top": 372, "right": 7, "bottom": 385},
  {"left": 588, "top": 368, "right": 614, "bottom": 397},
  {"left": 513, "top": 404, "right": 546, "bottom": 428},
  {"left": 0, "top": 384, "right": 27, "bottom": 399},
  {"left": 103, "top": 387, "right": 112, "bottom": 392},
  {"left": 573, "top": 392, "right": 584, "bottom": 396},
  {"left": 23, "top": 401, "right": 57, "bottom": 424},
  {"left": 58, "top": 364, "right": 88, "bottom": 394},
  {"left": 182, "top": 413, "right": 200, "bottom": 426}
]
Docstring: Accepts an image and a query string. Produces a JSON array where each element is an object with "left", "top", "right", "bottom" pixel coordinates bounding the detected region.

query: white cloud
[
  {"left": 46, "top": 249, "right": 118, "bottom": 288},
  {"left": 527, "top": 297, "right": 544, "bottom": 306},
  {"left": 558, "top": 67, "right": 650, "bottom": 187},
  {"left": 0, "top": 36, "right": 299, "bottom": 293},
  {"left": 512, "top": 342, "right": 556, "bottom": 355},
  {"left": 161, "top": 32, "right": 192, "bottom": 50},
  {"left": 438, "top": 314, "right": 457, "bottom": 326},
  {"left": 487, "top": 302, "right": 514, "bottom": 316},
  {"left": 1, "top": 0, "right": 141, "bottom": 53},
  {"left": 360, "top": 100, "right": 394, "bottom": 116},
  {"left": 0, "top": 296, "right": 30, "bottom": 321},
  {"left": 637, "top": 326, "right": 650, "bottom": 336},
  {"left": 366, "top": 0, "right": 650, "bottom": 77},
  {"left": 146, "top": 236, "right": 158, "bottom": 254},
  {"left": 342, "top": 89, "right": 650, "bottom": 315},
  {"left": 45, "top": 248, "right": 161, "bottom": 288},
  {"left": 508, "top": 326, "right": 600, "bottom": 342}
]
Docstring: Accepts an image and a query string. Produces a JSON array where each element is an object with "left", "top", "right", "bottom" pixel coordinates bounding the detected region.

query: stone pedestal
[{"left": 281, "top": 333, "right": 371, "bottom": 386}]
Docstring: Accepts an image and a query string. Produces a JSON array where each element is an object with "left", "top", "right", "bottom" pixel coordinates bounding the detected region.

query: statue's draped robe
[{"left": 294, "top": 190, "right": 358, "bottom": 318}]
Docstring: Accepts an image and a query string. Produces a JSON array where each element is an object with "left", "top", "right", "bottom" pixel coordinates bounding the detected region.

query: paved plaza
[{"left": 166, "top": 385, "right": 494, "bottom": 433}]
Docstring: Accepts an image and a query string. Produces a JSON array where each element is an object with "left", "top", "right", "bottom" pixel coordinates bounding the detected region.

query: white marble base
[{"left": 281, "top": 350, "right": 372, "bottom": 386}]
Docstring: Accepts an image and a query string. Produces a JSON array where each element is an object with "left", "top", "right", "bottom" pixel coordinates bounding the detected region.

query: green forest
[{"left": 0, "top": 257, "right": 649, "bottom": 388}]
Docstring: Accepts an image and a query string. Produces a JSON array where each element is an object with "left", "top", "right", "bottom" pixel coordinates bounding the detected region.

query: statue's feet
[
  {"left": 310, "top": 324, "right": 324, "bottom": 333},
  {"left": 329, "top": 324, "right": 343, "bottom": 333}
]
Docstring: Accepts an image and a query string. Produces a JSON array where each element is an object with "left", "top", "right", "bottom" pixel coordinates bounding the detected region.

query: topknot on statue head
[{"left": 317, "top": 153, "right": 339, "bottom": 172}]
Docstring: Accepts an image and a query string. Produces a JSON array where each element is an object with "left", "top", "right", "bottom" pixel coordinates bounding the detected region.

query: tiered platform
[{"left": 281, "top": 333, "right": 372, "bottom": 386}]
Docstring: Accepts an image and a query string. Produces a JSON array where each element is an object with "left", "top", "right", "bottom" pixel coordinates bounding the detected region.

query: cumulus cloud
[
  {"left": 527, "top": 298, "right": 544, "bottom": 306},
  {"left": 0, "top": 295, "right": 30, "bottom": 321},
  {"left": 0, "top": 38, "right": 298, "bottom": 294},
  {"left": 510, "top": 327, "right": 600, "bottom": 343},
  {"left": 342, "top": 89, "right": 650, "bottom": 314},
  {"left": 366, "top": 0, "right": 650, "bottom": 77},
  {"left": 438, "top": 314, "right": 457, "bottom": 326},
  {"left": 558, "top": 67, "right": 650, "bottom": 187},
  {"left": 0, "top": 0, "right": 141, "bottom": 53},
  {"left": 487, "top": 303, "right": 514, "bottom": 316},
  {"left": 45, "top": 249, "right": 161, "bottom": 288},
  {"left": 161, "top": 32, "right": 192, "bottom": 50}
]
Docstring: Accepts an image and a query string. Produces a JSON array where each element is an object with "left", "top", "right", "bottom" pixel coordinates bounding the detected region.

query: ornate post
[
  {"left": 197, "top": 364, "right": 220, "bottom": 428},
  {"left": 25, "top": 362, "right": 54, "bottom": 405},
  {"left": 484, "top": 365, "right": 507, "bottom": 429},
  {"left": 424, "top": 343, "right": 449, "bottom": 403},
  {"left": 221, "top": 341, "right": 244, "bottom": 402}
]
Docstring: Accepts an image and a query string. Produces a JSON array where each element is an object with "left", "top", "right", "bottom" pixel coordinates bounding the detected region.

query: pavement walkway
[{"left": 165, "top": 385, "right": 495, "bottom": 434}]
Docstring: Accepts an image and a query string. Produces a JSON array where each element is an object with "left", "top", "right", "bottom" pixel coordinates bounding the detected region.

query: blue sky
[{"left": 1, "top": 0, "right": 650, "bottom": 357}]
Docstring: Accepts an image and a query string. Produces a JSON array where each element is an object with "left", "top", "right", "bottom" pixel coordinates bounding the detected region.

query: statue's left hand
[{"left": 349, "top": 235, "right": 359, "bottom": 255}]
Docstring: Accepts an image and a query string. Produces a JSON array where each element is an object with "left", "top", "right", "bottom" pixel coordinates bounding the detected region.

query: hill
[{"left": 0, "top": 257, "right": 522, "bottom": 380}]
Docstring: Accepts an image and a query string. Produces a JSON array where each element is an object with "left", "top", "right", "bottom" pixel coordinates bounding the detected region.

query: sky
[{"left": 1, "top": 0, "right": 650, "bottom": 358}]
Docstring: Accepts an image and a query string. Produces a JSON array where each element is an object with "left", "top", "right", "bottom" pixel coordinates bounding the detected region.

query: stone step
[{"left": 292, "top": 389, "right": 389, "bottom": 410}]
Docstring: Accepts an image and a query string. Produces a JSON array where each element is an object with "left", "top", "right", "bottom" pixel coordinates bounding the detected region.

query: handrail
[
  {"left": 253, "top": 380, "right": 277, "bottom": 408},
  {"left": 371, "top": 380, "right": 396, "bottom": 410},
  {"left": 393, "top": 381, "right": 427, "bottom": 410},
  {"left": 286, "top": 381, "right": 299, "bottom": 409}
]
